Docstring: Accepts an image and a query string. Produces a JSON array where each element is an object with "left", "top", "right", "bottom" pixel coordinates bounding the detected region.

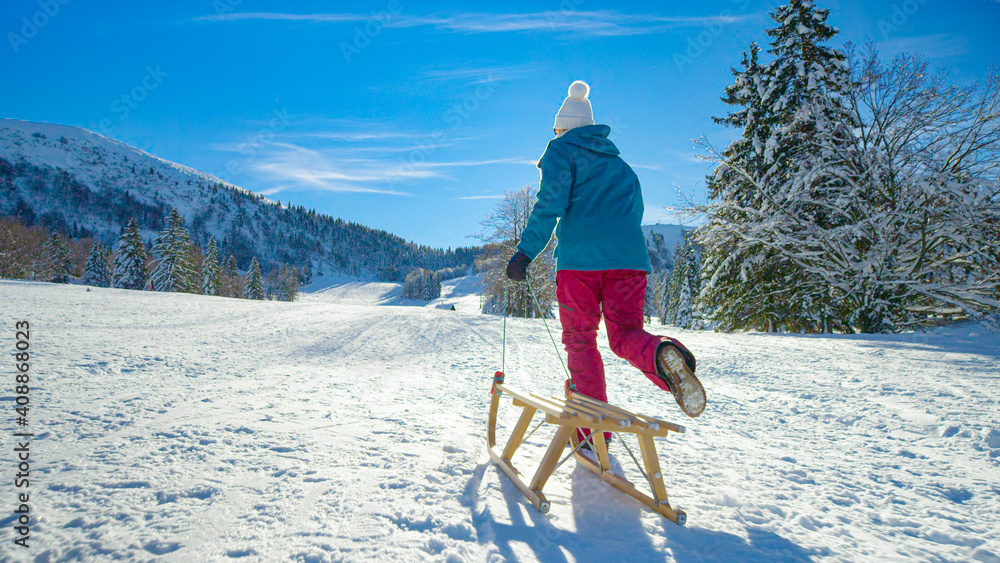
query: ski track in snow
[{"left": 2, "top": 279, "right": 999, "bottom": 562}]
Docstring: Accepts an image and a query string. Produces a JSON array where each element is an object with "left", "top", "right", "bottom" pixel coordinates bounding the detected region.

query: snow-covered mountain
[
  {"left": 0, "top": 118, "right": 477, "bottom": 279},
  {"left": 643, "top": 223, "right": 695, "bottom": 272}
]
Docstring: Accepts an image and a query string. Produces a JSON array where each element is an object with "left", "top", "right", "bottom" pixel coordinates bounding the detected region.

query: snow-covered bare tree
[
  {"left": 113, "top": 217, "right": 148, "bottom": 290},
  {"left": 221, "top": 255, "right": 243, "bottom": 298},
  {"left": 150, "top": 209, "right": 196, "bottom": 293},
  {"left": 403, "top": 268, "right": 441, "bottom": 300},
  {"left": 0, "top": 217, "right": 45, "bottom": 280},
  {"left": 804, "top": 46, "right": 1000, "bottom": 330},
  {"left": 476, "top": 186, "right": 556, "bottom": 318},
  {"left": 83, "top": 241, "right": 112, "bottom": 287}
]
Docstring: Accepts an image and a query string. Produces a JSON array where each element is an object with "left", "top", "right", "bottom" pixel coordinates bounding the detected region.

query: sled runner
[{"left": 486, "top": 371, "right": 688, "bottom": 525}]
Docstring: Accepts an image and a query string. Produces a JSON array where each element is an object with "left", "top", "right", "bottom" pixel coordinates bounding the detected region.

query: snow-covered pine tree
[
  {"left": 83, "top": 241, "right": 112, "bottom": 287},
  {"left": 697, "top": 0, "right": 854, "bottom": 332},
  {"left": 270, "top": 264, "right": 288, "bottom": 301},
  {"left": 422, "top": 270, "right": 441, "bottom": 300},
  {"left": 41, "top": 232, "right": 72, "bottom": 283},
  {"left": 243, "top": 257, "right": 264, "bottom": 300},
  {"left": 149, "top": 209, "right": 196, "bottom": 293},
  {"left": 698, "top": 42, "right": 787, "bottom": 331},
  {"left": 113, "top": 217, "right": 148, "bottom": 290},
  {"left": 670, "top": 235, "right": 702, "bottom": 329},
  {"left": 645, "top": 272, "right": 667, "bottom": 324},
  {"left": 201, "top": 236, "right": 221, "bottom": 296}
]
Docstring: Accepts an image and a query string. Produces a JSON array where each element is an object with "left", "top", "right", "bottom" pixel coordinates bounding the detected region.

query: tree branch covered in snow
[
  {"left": 475, "top": 186, "right": 556, "bottom": 318},
  {"left": 697, "top": 10, "right": 1000, "bottom": 333}
]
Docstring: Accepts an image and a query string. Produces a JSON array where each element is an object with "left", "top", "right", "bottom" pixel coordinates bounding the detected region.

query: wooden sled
[{"left": 487, "top": 372, "right": 688, "bottom": 525}]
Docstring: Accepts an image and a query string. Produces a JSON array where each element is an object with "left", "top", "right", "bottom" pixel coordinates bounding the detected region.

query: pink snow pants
[{"left": 557, "top": 269, "right": 670, "bottom": 408}]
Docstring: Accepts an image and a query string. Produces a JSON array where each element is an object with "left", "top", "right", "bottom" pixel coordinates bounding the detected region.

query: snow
[
  {"left": 0, "top": 118, "right": 246, "bottom": 202},
  {"left": 3, "top": 278, "right": 1000, "bottom": 562}
]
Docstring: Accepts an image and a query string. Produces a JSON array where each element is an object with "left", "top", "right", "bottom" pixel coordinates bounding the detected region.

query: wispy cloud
[
  {"left": 197, "top": 11, "right": 759, "bottom": 37},
  {"left": 454, "top": 194, "right": 506, "bottom": 200},
  {"left": 219, "top": 138, "right": 525, "bottom": 196},
  {"left": 422, "top": 64, "right": 544, "bottom": 85},
  {"left": 246, "top": 142, "right": 419, "bottom": 196},
  {"left": 631, "top": 162, "right": 665, "bottom": 171}
]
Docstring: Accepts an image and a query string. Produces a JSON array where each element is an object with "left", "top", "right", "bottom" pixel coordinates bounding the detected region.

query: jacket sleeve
[{"left": 517, "top": 144, "right": 572, "bottom": 260}]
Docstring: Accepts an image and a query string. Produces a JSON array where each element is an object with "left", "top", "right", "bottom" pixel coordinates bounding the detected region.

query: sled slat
[{"left": 572, "top": 393, "right": 685, "bottom": 434}]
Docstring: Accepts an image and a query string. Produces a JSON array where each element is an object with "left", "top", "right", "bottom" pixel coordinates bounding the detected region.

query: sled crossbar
[{"left": 487, "top": 374, "right": 688, "bottom": 525}]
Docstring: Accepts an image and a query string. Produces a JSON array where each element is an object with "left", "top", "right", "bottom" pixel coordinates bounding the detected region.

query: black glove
[{"left": 505, "top": 251, "right": 531, "bottom": 282}]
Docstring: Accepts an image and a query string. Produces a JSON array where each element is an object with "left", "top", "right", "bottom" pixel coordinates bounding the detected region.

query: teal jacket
[{"left": 517, "top": 125, "right": 651, "bottom": 272}]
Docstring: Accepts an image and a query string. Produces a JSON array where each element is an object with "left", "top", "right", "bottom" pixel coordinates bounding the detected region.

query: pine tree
[
  {"left": 42, "top": 232, "right": 72, "bottom": 283},
  {"left": 201, "top": 236, "right": 221, "bottom": 296},
  {"left": 149, "top": 209, "right": 196, "bottom": 293},
  {"left": 243, "top": 257, "right": 264, "bottom": 300},
  {"left": 697, "top": 0, "right": 853, "bottom": 332},
  {"left": 114, "top": 218, "right": 148, "bottom": 290},
  {"left": 83, "top": 241, "right": 112, "bottom": 287}
]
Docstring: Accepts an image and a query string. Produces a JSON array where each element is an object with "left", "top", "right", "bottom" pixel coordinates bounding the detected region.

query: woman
[{"left": 506, "top": 80, "right": 706, "bottom": 424}]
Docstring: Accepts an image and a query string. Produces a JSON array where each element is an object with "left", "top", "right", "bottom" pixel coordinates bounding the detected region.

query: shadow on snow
[{"left": 467, "top": 462, "right": 824, "bottom": 562}]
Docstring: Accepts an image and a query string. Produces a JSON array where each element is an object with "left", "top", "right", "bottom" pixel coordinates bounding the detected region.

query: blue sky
[{"left": 3, "top": 1, "right": 999, "bottom": 249}]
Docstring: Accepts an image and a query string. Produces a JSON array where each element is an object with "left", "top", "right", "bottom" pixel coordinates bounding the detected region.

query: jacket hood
[{"left": 556, "top": 124, "right": 619, "bottom": 156}]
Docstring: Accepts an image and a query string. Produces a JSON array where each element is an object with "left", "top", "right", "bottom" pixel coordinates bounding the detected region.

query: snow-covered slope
[
  {"left": 4, "top": 280, "right": 999, "bottom": 562},
  {"left": 0, "top": 118, "right": 478, "bottom": 278},
  {"left": 301, "top": 272, "right": 484, "bottom": 313}
]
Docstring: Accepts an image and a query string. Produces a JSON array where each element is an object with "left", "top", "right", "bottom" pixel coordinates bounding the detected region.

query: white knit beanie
[{"left": 554, "top": 80, "right": 595, "bottom": 131}]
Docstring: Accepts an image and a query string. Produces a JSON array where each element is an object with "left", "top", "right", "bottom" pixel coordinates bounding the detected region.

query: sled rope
[
  {"left": 526, "top": 279, "right": 570, "bottom": 380},
  {"left": 501, "top": 278, "right": 508, "bottom": 376},
  {"left": 499, "top": 272, "right": 570, "bottom": 381}
]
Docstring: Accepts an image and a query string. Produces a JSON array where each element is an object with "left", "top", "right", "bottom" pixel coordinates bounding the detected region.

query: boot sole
[{"left": 658, "top": 345, "right": 706, "bottom": 418}]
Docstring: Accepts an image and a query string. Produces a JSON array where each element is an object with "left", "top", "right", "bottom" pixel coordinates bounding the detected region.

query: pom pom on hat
[
  {"left": 568, "top": 80, "right": 590, "bottom": 100},
  {"left": 555, "top": 80, "right": 595, "bottom": 131}
]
